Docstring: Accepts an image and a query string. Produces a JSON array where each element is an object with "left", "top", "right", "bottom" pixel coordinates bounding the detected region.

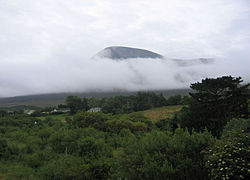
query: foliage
[
  {"left": 166, "top": 95, "right": 182, "bottom": 105},
  {"left": 104, "top": 113, "right": 152, "bottom": 133},
  {"left": 72, "top": 112, "right": 109, "bottom": 129},
  {"left": 205, "top": 130, "right": 250, "bottom": 180},
  {"left": 222, "top": 118, "right": 250, "bottom": 137},
  {"left": 39, "top": 154, "right": 84, "bottom": 180},
  {"left": 66, "top": 96, "right": 88, "bottom": 114},
  {"left": 0, "top": 138, "right": 8, "bottom": 158},
  {"left": 62, "top": 92, "right": 189, "bottom": 116},
  {"left": 112, "top": 128, "right": 213, "bottom": 179},
  {"left": 0, "top": 107, "right": 215, "bottom": 179},
  {"left": 0, "top": 77, "right": 248, "bottom": 179},
  {"left": 180, "top": 76, "right": 249, "bottom": 137}
]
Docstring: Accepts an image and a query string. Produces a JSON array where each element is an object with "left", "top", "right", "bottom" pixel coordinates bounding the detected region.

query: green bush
[
  {"left": 39, "top": 155, "right": 83, "bottom": 180},
  {"left": 112, "top": 128, "right": 213, "bottom": 179},
  {"left": 205, "top": 130, "right": 250, "bottom": 180},
  {"left": 222, "top": 118, "right": 250, "bottom": 137}
]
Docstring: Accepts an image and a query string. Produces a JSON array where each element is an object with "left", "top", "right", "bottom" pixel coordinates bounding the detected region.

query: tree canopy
[{"left": 181, "top": 76, "right": 249, "bottom": 137}]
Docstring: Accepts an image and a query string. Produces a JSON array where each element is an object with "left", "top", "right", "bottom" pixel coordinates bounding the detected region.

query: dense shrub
[
  {"left": 205, "top": 130, "right": 250, "bottom": 180},
  {"left": 222, "top": 118, "right": 250, "bottom": 137},
  {"left": 112, "top": 128, "right": 214, "bottom": 179}
]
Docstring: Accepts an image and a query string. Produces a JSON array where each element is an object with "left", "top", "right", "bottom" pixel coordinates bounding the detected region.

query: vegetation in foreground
[{"left": 0, "top": 76, "right": 249, "bottom": 179}]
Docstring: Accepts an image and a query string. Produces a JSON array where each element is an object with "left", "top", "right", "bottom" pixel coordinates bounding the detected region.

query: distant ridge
[
  {"left": 94, "top": 46, "right": 163, "bottom": 60},
  {"left": 0, "top": 89, "right": 191, "bottom": 108}
]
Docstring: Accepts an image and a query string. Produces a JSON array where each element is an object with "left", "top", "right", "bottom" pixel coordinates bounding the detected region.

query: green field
[{"left": 139, "top": 105, "right": 183, "bottom": 122}]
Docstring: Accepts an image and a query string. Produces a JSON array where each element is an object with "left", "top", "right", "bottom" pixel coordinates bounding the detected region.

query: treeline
[
  {"left": 65, "top": 92, "right": 190, "bottom": 114},
  {"left": 0, "top": 76, "right": 249, "bottom": 179}
]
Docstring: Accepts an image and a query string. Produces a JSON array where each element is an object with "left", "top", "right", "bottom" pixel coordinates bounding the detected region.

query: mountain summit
[
  {"left": 93, "top": 46, "right": 214, "bottom": 66},
  {"left": 94, "top": 46, "right": 163, "bottom": 59}
]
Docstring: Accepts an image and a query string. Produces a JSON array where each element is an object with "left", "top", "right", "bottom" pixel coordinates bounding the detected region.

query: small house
[{"left": 87, "top": 107, "right": 101, "bottom": 112}]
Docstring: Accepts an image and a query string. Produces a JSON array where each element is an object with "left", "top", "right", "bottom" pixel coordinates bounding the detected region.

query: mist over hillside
[
  {"left": 0, "top": 46, "right": 249, "bottom": 98},
  {"left": 1, "top": 0, "right": 250, "bottom": 98}
]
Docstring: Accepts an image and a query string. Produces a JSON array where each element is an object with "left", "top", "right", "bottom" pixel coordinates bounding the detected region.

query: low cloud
[
  {"left": 0, "top": 55, "right": 249, "bottom": 97},
  {"left": 0, "top": 0, "right": 250, "bottom": 97}
]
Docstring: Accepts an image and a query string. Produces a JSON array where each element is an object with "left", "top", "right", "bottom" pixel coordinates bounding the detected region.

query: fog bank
[{"left": 0, "top": 56, "right": 249, "bottom": 97}]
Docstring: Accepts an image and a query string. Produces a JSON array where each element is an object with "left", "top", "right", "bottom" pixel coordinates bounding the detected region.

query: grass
[{"left": 139, "top": 105, "right": 183, "bottom": 122}]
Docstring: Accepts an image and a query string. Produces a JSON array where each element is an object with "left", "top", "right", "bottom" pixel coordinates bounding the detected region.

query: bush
[
  {"left": 39, "top": 155, "right": 83, "bottom": 180},
  {"left": 113, "top": 128, "right": 214, "bottom": 179},
  {"left": 205, "top": 130, "right": 250, "bottom": 180},
  {"left": 222, "top": 118, "right": 250, "bottom": 137}
]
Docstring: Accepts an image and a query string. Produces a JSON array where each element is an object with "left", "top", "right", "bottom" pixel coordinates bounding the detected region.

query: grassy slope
[{"left": 139, "top": 105, "right": 183, "bottom": 122}]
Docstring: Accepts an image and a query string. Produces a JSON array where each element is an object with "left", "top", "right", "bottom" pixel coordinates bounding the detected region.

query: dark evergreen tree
[{"left": 180, "top": 76, "right": 249, "bottom": 137}]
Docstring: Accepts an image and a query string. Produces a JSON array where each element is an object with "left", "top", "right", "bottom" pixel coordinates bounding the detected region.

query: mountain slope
[
  {"left": 94, "top": 46, "right": 213, "bottom": 66},
  {"left": 94, "top": 46, "right": 163, "bottom": 59}
]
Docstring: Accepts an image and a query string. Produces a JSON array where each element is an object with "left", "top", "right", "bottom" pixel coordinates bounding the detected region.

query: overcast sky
[{"left": 0, "top": 0, "right": 250, "bottom": 97}]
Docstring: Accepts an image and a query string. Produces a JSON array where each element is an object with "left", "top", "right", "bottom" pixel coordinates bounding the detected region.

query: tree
[
  {"left": 135, "top": 92, "right": 167, "bottom": 111},
  {"left": 180, "top": 76, "right": 249, "bottom": 137},
  {"left": 72, "top": 112, "right": 109, "bottom": 129},
  {"left": 166, "top": 95, "right": 182, "bottom": 105},
  {"left": 66, "top": 96, "right": 83, "bottom": 114},
  {"left": 0, "top": 138, "right": 8, "bottom": 158},
  {"left": 0, "top": 110, "right": 7, "bottom": 117}
]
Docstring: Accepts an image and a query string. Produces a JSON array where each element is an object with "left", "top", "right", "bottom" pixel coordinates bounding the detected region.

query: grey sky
[{"left": 0, "top": 0, "right": 250, "bottom": 97}]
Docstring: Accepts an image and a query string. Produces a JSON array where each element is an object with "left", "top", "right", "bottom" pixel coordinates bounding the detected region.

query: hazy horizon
[{"left": 1, "top": 0, "right": 250, "bottom": 97}]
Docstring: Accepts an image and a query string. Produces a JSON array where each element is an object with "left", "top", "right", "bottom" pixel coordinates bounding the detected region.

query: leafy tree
[
  {"left": 135, "top": 92, "right": 166, "bottom": 111},
  {"left": 0, "top": 110, "right": 7, "bottom": 118},
  {"left": 102, "top": 96, "right": 124, "bottom": 114},
  {"left": 180, "top": 76, "right": 249, "bottom": 137},
  {"left": 87, "top": 97, "right": 101, "bottom": 109},
  {"left": 72, "top": 112, "right": 109, "bottom": 129},
  {"left": 166, "top": 95, "right": 182, "bottom": 105},
  {"left": 81, "top": 98, "right": 89, "bottom": 111},
  {"left": 65, "top": 96, "right": 83, "bottom": 114}
]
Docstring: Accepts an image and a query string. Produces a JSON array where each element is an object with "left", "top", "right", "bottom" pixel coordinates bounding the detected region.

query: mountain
[
  {"left": 93, "top": 46, "right": 163, "bottom": 59},
  {"left": 93, "top": 46, "right": 213, "bottom": 66}
]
